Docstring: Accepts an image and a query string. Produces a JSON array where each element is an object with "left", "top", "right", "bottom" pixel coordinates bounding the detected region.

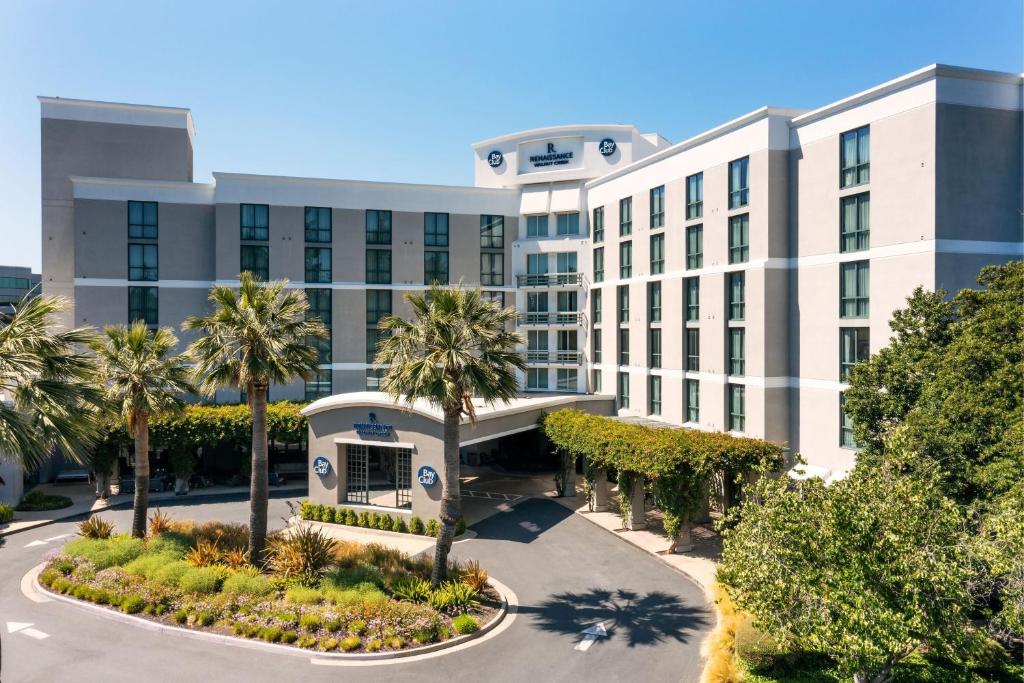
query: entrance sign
[
  {"left": 354, "top": 412, "right": 393, "bottom": 437},
  {"left": 487, "top": 150, "right": 504, "bottom": 168},
  {"left": 598, "top": 138, "right": 617, "bottom": 156},
  {"left": 517, "top": 136, "right": 584, "bottom": 174},
  {"left": 312, "top": 456, "right": 331, "bottom": 477},
  {"left": 417, "top": 465, "right": 438, "bottom": 488}
]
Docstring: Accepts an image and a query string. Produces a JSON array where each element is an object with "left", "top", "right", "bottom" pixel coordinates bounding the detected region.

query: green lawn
[{"left": 740, "top": 652, "right": 1024, "bottom": 683}]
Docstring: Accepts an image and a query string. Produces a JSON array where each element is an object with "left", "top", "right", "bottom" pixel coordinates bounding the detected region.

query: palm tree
[
  {"left": 0, "top": 294, "right": 102, "bottom": 471},
  {"left": 184, "top": 272, "right": 326, "bottom": 562},
  {"left": 92, "top": 322, "right": 192, "bottom": 538},
  {"left": 376, "top": 283, "right": 524, "bottom": 586}
]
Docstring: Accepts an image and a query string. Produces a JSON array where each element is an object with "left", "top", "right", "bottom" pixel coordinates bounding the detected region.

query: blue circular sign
[
  {"left": 486, "top": 150, "right": 504, "bottom": 168},
  {"left": 312, "top": 456, "right": 331, "bottom": 477},
  {"left": 599, "top": 138, "right": 617, "bottom": 156},
  {"left": 417, "top": 465, "right": 439, "bottom": 488}
]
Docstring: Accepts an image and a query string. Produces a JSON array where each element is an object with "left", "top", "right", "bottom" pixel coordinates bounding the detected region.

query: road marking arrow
[
  {"left": 24, "top": 540, "right": 47, "bottom": 547},
  {"left": 574, "top": 621, "right": 608, "bottom": 652},
  {"left": 6, "top": 622, "right": 49, "bottom": 639},
  {"left": 44, "top": 534, "right": 69, "bottom": 542}
]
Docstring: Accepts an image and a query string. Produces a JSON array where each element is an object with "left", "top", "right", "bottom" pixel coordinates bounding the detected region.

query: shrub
[
  {"left": 186, "top": 539, "right": 221, "bottom": 567},
  {"left": 365, "top": 543, "right": 406, "bottom": 571},
  {"left": 173, "top": 609, "right": 188, "bottom": 624},
  {"left": 452, "top": 614, "right": 479, "bottom": 635},
  {"left": 332, "top": 541, "right": 367, "bottom": 568},
  {"left": 425, "top": 519, "right": 440, "bottom": 538},
  {"left": 365, "top": 638, "right": 383, "bottom": 652},
  {"left": 461, "top": 560, "right": 488, "bottom": 592},
  {"left": 148, "top": 509, "right": 174, "bottom": 536},
  {"left": 179, "top": 567, "right": 223, "bottom": 594},
  {"left": 146, "top": 532, "right": 192, "bottom": 557},
  {"left": 120, "top": 596, "right": 145, "bottom": 614},
  {"left": 428, "top": 582, "right": 479, "bottom": 615},
  {"left": 299, "top": 613, "right": 323, "bottom": 631},
  {"left": 17, "top": 489, "right": 72, "bottom": 511},
  {"left": 320, "top": 637, "right": 339, "bottom": 651},
  {"left": 377, "top": 513, "right": 392, "bottom": 531},
  {"left": 220, "top": 548, "right": 249, "bottom": 568},
  {"left": 125, "top": 553, "right": 179, "bottom": 580},
  {"left": 78, "top": 516, "right": 115, "bottom": 539},
  {"left": 299, "top": 500, "right": 313, "bottom": 520},
  {"left": 368, "top": 513, "right": 380, "bottom": 530},
  {"left": 324, "top": 616, "right": 342, "bottom": 631},
  {"left": 344, "top": 509, "right": 358, "bottom": 526},
  {"left": 322, "top": 563, "right": 383, "bottom": 589},
  {"left": 63, "top": 535, "right": 145, "bottom": 569},
  {"left": 192, "top": 521, "right": 248, "bottom": 552},
  {"left": 340, "top": 635, "right": 361, "bottom": 651},
  {"left": 222, "top": 568, "right": 274, "bottom": 597},
  {"left": 391, "top": 516, "right": 407, "bottom": 533},
  {"left": 296, "top": 634, "right": 317, "bottom": 648},
  {"left": 152, "top": 560, "right": 190, "bottom": 587},
  {"left": 0, "top": 503, "right": 15, "bottom": 523},
  {"left": 349, "top": 619, "right": 367, "bottom": 635},
  {"left": 390, "top": 576, "right": 431, "bottom": 603},
  {"left": 284, "top": 585, "right": 323, "bottom": 605},
  {"left": 281, "top": 630, "right": 299, "bottom": 644},
  {"left": 409, "top": 516, "right": 424, "bottom": 535},
  {"left": 357, "top": 512, "right": 370, "bottom": 528},
  {"left": 455, "top": 517, "right": 467, "bottom": 536},
  {"left": 320, "top": 506, "right": 336, "bottom": 524},
  {"left": 261, "top": 626, "right": 283, "bottom": 642},
  {"left": 193, "top": 611, "right": 216, "bottom": 627},
  {"left": 267, "top": 526, "right": 337, "bottom": 582}
]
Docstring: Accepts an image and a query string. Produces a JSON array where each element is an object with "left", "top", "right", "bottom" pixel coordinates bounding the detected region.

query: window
[
  {"left": 424, "top": 251, "right": 449, "bottom": 284},
  {"left": 686, "top": 225, "right": 703, "bottom": 269},
  {"left": 686, "top": 329, "right": 700, "bottom": 371},
  {"left": 591, "top": 289, "right": 602, "bottom": 324},
  {"left": 481, "top": 291, "right": 504, "bottom": 308},
  {"left": 686, "top": 379, "right": 700, "bottom": 423},
  {"left": 366, "top": 328, "right": 387, "bottom": 364},
  {"left": 619, "top": 197, "right": 632, "bottom": 236},
  {"left": 728, "top": 157, "right": 749, "bottom": 209},
  {"left": 527, "top": 253, "right": 549, "bottom": 275},
  {"left": 728, "top": 214, "right": 749, "bottom": 263},
  {"left": 840, "top": 327, "right": 870, "bottom": 381},
  {"left": 527, "top": 368, "right": 548, "bottom": 391},
  {"left": 619, "top": 241, "right": 632, "bottom": 278},
  {"left": 128, "top": 201, "right": 157, "bottom": 239},
  {"left": 649, "top": 328, "right": 662, "bottom": 368},
  {"left": 305, "top": 247, "right": 332, "bottom": 283},
  {"left": 304, "top": 207, "right": 332, "bottom": 243},
  {"left": 648, "top": 281, "right": 662, "bottom": 322},
  {"left": 556, "top": 252, "right": 577, "bottom": 274},
  {"left": 240, "top": 245, "right": 269, "bottom": 280},
  {"left": 424, "top": 212, "right": 449, "bottom": 246},
  {"left": 480, "top": 253, "right": 504, "bottom": 286},
  {"left": 240, "top": 203, "right": 269, "bottom": 241},
  {"left": 686, "top": 173, "right": 703, "bottom": 220},
  {"left": 366, "top": 210, "right": 392, "bottom": 245},
  {"left": 617, "top": 372, "right": 630, "bottom": 409},
  {"left": 527, "top": 292, "right": 549, "bottom": 314},
  {"left": 527, "top": 215, "right": 549, "bottom": 238},
  {"left": 617, "top": 285, "right": 629, "bottom": 323},
  {"left": 686, "top": 278, "right": 700, "bottom": 322},
  {"left": 591, "top": 370, "right": 602, "bottom": 393},
  {"left": 128, "top": 286, "right": 157, "bottom": 327},
  {"left": 649, "top": 375, "right": 662, "bottom": 415},
  {"left": 729, "top": 272, "right": 745, "bottom": 320},
  {"left": 728, "top": 384, "right": 745, "bottom": 432},
  {"left": 306, "top": 288, "right": 332, "bottom": 364},
  {"left": 592, "top": 329, "right": 602, "bottom": 363},
  {"left": 128, "top": 243, "right": 158, "bottom": 281},
  {"left": 729, "top": 328, "right": 745, "bottom": 376},
  {"left": 556, "top": 291, "right": 577, "bottom": 313},
  {"left": 650, "top": 234, "right": 665, "bottom": 274},
  {"left": 840, "top": 394, "right": 858, "bottom": 447},
  {"left": 593, "top": 247, "right": 605, "bottom": 282},
  {"left": 556, "top": 369, "right": 577, "bottom": 392},
  {"left": 528, "top": 330, "right": 548, "bottom": 352},
  {"left": 480, "top": 215, "right": 504, "bottom": 248},
  {"left": 840, "top": 193, "right": 870, "bottom": 253},
  {"left": 556, "top": 212, "right": 579, "bottom": 235},
  {"left": 649, "top": 186, "right": 665, "bottom": 228},
  {"left": 840, "top": 261, "right": 870, "bottom": 318},
  {"left": 841, "top": 126, "right": 870, "bottom": 188},
  {"left": 305, "top": 370, "right": 332, "bottom": 400},
  {"left": 618, "top": 328, "right": 630, "bottom": 365},
  {"left": 366, "top": 249, "right": 392, "bottom": 284},
  {"left": 366, "top": 290, "right": 391, "bottom": 325},
  {"left": 365, "top": 368, "right": 385, "bottom": 391},
  {"left": 592, "top": 207, "right": 604, "bottom": 242}
]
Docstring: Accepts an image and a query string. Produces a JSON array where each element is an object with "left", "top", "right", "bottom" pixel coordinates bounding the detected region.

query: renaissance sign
[{"left": 517, "top": 136, "right": 583, "bottom": 174}]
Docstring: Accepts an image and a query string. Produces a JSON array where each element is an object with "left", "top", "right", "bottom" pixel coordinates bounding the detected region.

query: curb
[{"left": 31, "top": 566, "right": 513, "bottom": 664}]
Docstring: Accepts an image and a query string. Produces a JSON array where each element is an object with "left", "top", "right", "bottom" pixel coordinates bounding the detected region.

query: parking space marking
[{"left": 462, "top": 490, "right": 522, "bottom": 502}]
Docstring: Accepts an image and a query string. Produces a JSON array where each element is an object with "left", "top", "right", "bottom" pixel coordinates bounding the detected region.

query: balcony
[
  {"left": 517, "top": 312, "right": 586, "bottom": 326},
  {"left": 516, "top": 272, "right": 583, "bottom": 288},
  {"left": 526, "top": 350, "right": 583, "bottom": 365}
]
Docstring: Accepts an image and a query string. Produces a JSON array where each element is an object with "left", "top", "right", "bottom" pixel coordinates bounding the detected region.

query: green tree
[
  {"left": 184, "top": 273, "right": 326, "bottom": 561},
  {"left": 375, "top": 283, "right": 523, "bottom": 586},
  {"left": 718, "top": 467, "right": 979, "bottom": 683},
  {"left": 92, "top": 322, "right": 192, "bottom": 537},
  {"left": 0, "top": 294, "right": 102, "bottom": 470}
]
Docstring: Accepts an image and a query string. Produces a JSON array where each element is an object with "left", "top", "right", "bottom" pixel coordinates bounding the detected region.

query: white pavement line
[
  {"left": 496, "top": 503, "right": 513, "bottom": 512},
  {"left": 519, "top": 521, "right": 540, "bottom": 533},
  {"left": 44, "top": 534, "right": 70, "bottom": 542},
  {"left": 574, "top": 622, "right": 608, "bottom": 652},
  {"left": 6, "top": 622, "right": 32, "bottom": 633},
  {"left": 22, "top": 563, "right": 53, "bottom": 603},
  {"left": 24, "top": 540, "right": 48, "bottom": 547},
  {"left": 21, "top": 627, "right": 50, "bottom": 640},
  {"left": 6, "top": 622, "right": 50, "bottom": 640}
]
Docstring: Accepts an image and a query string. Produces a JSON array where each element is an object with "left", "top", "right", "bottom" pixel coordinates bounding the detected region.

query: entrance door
[
  {"left": 346, "top": 444, "right": 412, "bottom": 509},
  {"left": 346, "top": 444, "right": 369, "bottom": 504}
]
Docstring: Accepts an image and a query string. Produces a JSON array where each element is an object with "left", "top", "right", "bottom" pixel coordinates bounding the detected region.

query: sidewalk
[
  {"left": 0, "top": 481, "right": 307, "bottom": 537},
  {"left": 295, "top": 518, "right": 440, "bottom": 556}
]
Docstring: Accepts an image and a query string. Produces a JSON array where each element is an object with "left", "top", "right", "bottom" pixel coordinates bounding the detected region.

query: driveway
[{"left": 0, "top": 493, "right": 711, "bottom": 683}]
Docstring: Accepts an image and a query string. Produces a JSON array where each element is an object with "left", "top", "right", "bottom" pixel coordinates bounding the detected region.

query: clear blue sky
[{"left": 1, "top": 0, "right": 1021, "bottom": 271}]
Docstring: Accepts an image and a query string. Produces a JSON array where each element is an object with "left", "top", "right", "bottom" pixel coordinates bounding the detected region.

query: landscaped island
[{"left": 38, "top": 513, "right": 500, "bottom": 653}]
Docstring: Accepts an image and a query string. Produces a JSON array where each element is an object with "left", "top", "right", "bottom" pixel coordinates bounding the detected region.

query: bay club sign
[
  {"left": 517, "top": 136, "right": 583, "bottom": 174},
  {"left": 353, "top": 412, "right": 393, "bottom": 437}
]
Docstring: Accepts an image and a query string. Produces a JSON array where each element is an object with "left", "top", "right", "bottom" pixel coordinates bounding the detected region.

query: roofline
[
  {"left": 212, "top": 172, "right": 519, "bottom": 195},
  {"left": 301, "top": 392, "right": 610, "bottom": 422},
  {"left": 586, "top": 106, "right": 805, "bottom": 190},
  {"left": 790, "top": 63, "right": 1024, "bottom": 128},
  {"left": 473, "top": 124, "right": 640, "bottom": 149},
  {"left": 38, "top": 96, "right": 195, "bottom": 141},
  {"left": 69, "top": 176, "right": 214, "bottom": 190}
]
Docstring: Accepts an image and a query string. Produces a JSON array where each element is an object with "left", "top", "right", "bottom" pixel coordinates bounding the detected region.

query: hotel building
[{"left": 40, "top": 64, "right": 1023, "bottom": 488}]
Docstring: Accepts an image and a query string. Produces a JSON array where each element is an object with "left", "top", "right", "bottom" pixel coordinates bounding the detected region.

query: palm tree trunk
[
  {"left": 248, "top": 385, "right": 269, "bottom": 564},
  {"left": 430, "top": 407, "right": 461, "bottom": 587},
  {"left": 131, "top": 414, "right": 149, "bottom": 538}
]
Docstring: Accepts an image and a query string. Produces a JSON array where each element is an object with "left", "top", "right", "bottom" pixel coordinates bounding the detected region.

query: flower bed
[
  {"left": 38, "top": 514, "right": 499, "bottom": 653},
  {"left": 298, "top": 501, "right": 467, "bottom": 537}
]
